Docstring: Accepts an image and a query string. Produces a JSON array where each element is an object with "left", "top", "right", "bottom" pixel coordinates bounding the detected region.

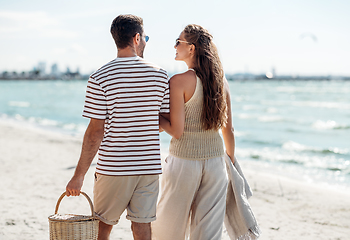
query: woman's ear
[{"left": 189, "top": 44, "right": 195, "bottom": 55}]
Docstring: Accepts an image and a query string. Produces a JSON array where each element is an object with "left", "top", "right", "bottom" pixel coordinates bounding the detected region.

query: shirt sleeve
[
  {"left": 160, "top": 77, "right": 170, "bottom": 114},
  {"left": 82, "top": 77, "right": 108, "bottom": 119}
]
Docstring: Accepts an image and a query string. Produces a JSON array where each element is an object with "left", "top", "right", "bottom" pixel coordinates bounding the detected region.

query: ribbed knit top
[{"left": 169, "top": 72, "right": 224, "bottom": 160}]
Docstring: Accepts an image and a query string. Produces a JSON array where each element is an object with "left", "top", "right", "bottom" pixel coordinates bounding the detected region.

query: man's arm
[
  {"left": 66, "top": 118, "right": 105, "bottom": 196},
  {"left": 159, "top": 113, "right": 170, "bottom": 132}
]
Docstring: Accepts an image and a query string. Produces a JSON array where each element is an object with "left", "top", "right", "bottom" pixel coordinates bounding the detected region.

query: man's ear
[{"left": 133, "top": 33, "right": 141, "bottom": 46}]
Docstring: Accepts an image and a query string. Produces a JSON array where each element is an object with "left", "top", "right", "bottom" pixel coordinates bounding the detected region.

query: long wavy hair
[{"left": 183, "top": 24, "right": 227, "bottom": 130}]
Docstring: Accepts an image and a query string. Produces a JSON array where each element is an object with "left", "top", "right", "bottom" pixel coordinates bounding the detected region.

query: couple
[{"left": 66, "top": 14, "right": 253, "bottom": 240}]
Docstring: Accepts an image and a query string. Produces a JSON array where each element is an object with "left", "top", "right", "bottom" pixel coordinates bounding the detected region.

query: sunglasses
[
  {"left": 134, "top": 33, "right": 149, "bottom": 42},
  {"left": 175, "top": 39, "right": 192, "bottom": 47}
]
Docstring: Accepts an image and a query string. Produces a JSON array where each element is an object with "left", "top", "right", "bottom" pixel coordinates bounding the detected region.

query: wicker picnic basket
[{"left": 48, "top": 192, "right": 99, "bottom": 240}]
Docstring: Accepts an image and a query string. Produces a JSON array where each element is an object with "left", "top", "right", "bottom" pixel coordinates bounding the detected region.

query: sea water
[{"left": 0, "top": 79, "right": 349, "bottom": 189}]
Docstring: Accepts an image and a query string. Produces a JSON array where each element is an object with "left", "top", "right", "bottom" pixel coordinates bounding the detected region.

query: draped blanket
[{"left": 224, "top": 154, "right": 261, "bottom": 240}]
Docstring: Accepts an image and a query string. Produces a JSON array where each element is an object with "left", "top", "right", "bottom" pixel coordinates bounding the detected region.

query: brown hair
[
  {"left": 110, "top": 14, "right": 144, "bottom": 49},
  {"left": 183, "top": 24, "right": 227, "bottom": 130}
]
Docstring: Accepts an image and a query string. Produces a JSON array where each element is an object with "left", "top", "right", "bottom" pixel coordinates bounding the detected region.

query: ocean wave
[
  {"left": 237, "top": 147, "right": 350, "bottom": 174},
  {"left": 236, "top": 113, "right": 286, "bottom": 123},
  {"left": 242, "top": 105, "right": 259, "bottom": 111},
  {"left": 237, "top": 113, "right": 255, "bottom": 119},
  {"left": 258, "top": 115, "right": 284, "bottom": 122},
  {"left": 266, "top": 107, "right": 278, "bottom": 113},
  {"left": 293, "top": 101, "right": 350, "bottom": 110},
  {"left": 8, "top": 101, "right": 30, "bottom": 107},
  {"left": 241, "top": 138, "right": 280, "bottom": 147},
  {"left": 282, "top": 141, "right": 349, "bottom": 155},
  {"left": 237, "top": 113, "right": 290, "bottom": 123},
  {"left": 0, "top": 114, "right": 87, "bottom": 135},
  {"left": 259, "top": 100, "right": 350, "bottom": 110},
  {"left": 276, "top": 86, "right": 350, "bottom": 94},
  {"left": 312, "top": 120, "right": 350, "bottom": 130}
]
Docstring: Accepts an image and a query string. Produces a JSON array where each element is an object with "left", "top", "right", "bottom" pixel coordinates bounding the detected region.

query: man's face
[{"left": 136, "top": 32, "right": 146, "bottom": 58}]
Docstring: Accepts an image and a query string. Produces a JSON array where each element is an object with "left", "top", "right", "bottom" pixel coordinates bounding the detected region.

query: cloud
[
  {"left": 52, "top": 44, "right": 88, "bottom": 56},
  {"left": 0, "top": 11, "right": 57, "bottom": 30},
  {"left": 70, "top": 44, "right": 88, "bottom": 55},
  {"left": 0, "top": 10, "right": 77, "bottom": 38}
]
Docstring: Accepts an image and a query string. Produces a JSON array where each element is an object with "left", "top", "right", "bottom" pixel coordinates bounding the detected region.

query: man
[{"left": 66, "top": 14, "right": 169, "bottom": 240}]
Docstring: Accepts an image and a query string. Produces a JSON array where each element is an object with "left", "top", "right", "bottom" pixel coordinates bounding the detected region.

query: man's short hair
[{"left": 110, "top": 14, "right": 144, "bottom": 49}]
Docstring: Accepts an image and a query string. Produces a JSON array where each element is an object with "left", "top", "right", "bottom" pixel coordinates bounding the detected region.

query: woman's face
[{"left": 174, "top": 31, "right": 193, "bottom": 62}]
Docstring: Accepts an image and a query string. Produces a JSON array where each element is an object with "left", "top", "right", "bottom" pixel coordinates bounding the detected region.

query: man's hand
[{"left": 66, "top": 175, "right": 84, "bottom": 196}]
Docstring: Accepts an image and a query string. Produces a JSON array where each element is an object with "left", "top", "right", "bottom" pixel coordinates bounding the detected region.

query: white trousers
[{"left": 152, "top": 155, "right": 228, "bottom": 240}]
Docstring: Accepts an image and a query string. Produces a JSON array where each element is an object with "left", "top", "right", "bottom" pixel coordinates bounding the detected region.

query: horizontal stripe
[
  {"left": 95, "top": 169, "right": 162, "bottom": 176},
  {"left": 101, "top": 141, "right": 160, "bottom": 147},
  {"left": 108, "top": 114, "right": 158, "bottom": 119},
  {"left": 85, "top": 57, "right": 168, "bottom": 176},
  {"left": 84, "top": 103, "right": 107, "bottom": 111},
  {"left": 98, "top": 145, "right": 160, "bottom": 151},
  {"left": 85, "top": 99, "right": 106, "bottom": 106},
  {"left": 98, "top": 151, "right": 160, "bottom": 157},
  {"left": 106, "top": 130, "right": 159, "bottom": 136},
  {"left": 104, "top": 128, "right": 158, "bottom": 134},
  {"left": 83, "top": 109, "right": 106, "bottom": 116},
  {"left": 84, "top": 95, "right": 106, "bottom": 103},
  {"left": 86, "top": 90, "right": 104, "bottom": 97},
  {"left": 103, "top": 80, "right": 168, "bottom": 89},
  {"left": 96, "top": 165, "right": 161, "bottom": 172},
  {"left": 97, "top": 161, "right": 160, "bottom": 167},
  {"left": 111, "top": 115, "right": 159, "bottom": 122},
  {"left": 106, "top": 126, "right": 159, "bottom": 132},
  {"left": 107, "top": 107, "right": 160, "bottom": 114},
  {"left": 95, "top": 171, "right": 161, "bottom": 177},
  {"left": 103, "top": 135, "right": 159, "bottom": 141},
  {"left": 106, "top": 89, "right": 166, "bottom": 98},
  {"left": 108, "top": 99, "right": 163, "bottom": 106},
  {"left": 93, "top": 62, "right": 167, "bottom": 80},
  {"left": 85, "top": 93, "right": 105, "bottom": 101},
  {"left": 100, "top": 75, "right": 167, "bottom": 85},
  {"left": 98, "top": 153, "right": 160, "bottom": 159},
  {"left": 82, "top": 113, "right": 107, "bottom": 120},
  {"left": 98, "top": 151, "right": 161, "bottom": 157}
]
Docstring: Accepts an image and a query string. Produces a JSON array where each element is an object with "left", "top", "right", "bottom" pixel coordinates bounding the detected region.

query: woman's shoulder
[{"left": 170, "top": 70, "right": 196, "bottom": 83}]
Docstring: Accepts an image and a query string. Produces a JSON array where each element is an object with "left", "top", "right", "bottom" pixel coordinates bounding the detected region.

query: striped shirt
[{"left": 83, "top": 56, "right": 170, "bottom": 176}]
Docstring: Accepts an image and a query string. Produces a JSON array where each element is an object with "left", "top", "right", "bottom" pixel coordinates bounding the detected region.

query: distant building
[
  {"left": 37, "top": 62, "right": 46, "bottom": 75},
  {"left": 51, "top": 63, "right": 59, "bottom": 76}
]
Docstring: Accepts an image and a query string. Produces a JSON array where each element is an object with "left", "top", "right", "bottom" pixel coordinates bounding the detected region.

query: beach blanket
[{"left": 224, "top": 154, "right": 261, "bottom": 240}]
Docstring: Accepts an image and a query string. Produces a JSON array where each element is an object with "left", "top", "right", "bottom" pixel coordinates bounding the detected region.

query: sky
[{"left": 1, "top": 0, "right": 350, "bottom": 76}]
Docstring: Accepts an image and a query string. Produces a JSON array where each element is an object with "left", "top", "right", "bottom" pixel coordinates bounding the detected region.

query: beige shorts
[{"left": 93, "top": 173, "right": 159, "bottom": 225}]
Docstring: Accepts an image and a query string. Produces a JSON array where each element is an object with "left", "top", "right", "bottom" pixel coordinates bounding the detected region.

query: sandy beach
[{"left": 0, "top": 120, "right": 349, "bottom": 240}]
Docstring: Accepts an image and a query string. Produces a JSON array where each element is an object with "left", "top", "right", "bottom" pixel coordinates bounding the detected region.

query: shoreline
[
  {"left": 2, "top": 116, "right": 348, "bottom": 192},
  {"left": 1, "top": 121, "right": 349, "bottom": 239}
]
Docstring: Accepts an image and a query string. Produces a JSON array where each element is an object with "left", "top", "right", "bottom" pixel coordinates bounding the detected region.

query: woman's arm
[
  {"left": 159, "top": 74, "right": 186, "bottom": 139},
  {"left": 221, "top": 81, "right": 235, "bottom": 163}
]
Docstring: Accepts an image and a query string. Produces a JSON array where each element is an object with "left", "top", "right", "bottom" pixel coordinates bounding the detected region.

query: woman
[{"left": 152, "top": 24, "right": 236, "bottom": 240}]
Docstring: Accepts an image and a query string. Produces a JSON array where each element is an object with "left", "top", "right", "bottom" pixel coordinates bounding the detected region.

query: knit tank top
[{"left": 169, "top": 71, "right": 224, "bottom": 160}]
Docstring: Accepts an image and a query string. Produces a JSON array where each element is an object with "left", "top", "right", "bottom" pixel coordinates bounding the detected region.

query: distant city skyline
[
  {"left": 2, "top": 60, "right": 349, "bottom": 81},
  {"left": 1, "top": 0, "right": 350, "bottom": 76}
]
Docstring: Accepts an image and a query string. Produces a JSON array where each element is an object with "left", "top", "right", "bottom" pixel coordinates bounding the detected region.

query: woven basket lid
[{"left": 48, "top": 213, "right": 95, "bottom": 222}]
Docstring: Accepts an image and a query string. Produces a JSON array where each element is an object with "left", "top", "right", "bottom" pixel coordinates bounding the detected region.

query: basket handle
[{"left": 54, "top": 192, "right": 95, "bottom": 218}]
